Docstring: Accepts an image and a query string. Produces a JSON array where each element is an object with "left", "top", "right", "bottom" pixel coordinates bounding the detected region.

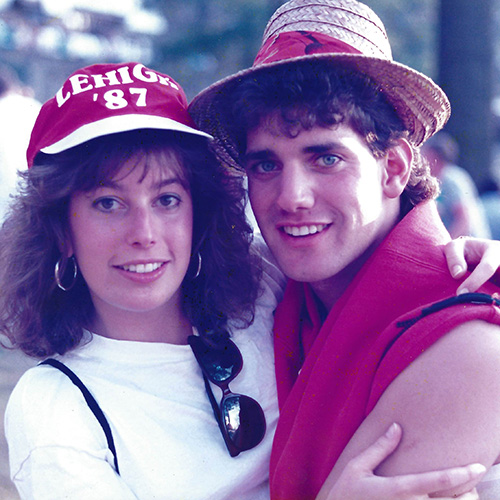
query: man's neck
[
  {"left": 310, "top": 253, "right": 369, "bottom": 313},
  {"left": 310, "top": 218, "right": 399, "bottom": 315}
]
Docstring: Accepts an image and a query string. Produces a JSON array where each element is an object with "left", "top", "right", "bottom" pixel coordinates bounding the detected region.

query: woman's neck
[{"left": 89, "top": 300, "right": 193, "bottom": 345}]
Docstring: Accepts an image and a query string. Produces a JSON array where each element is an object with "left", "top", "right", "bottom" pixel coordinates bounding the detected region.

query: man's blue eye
[
  {"left": 321, "top": 155, "right": 338, "bottom": 165},
  {"left": 257, "top": 161, "right": 276, "bottom": 173}
]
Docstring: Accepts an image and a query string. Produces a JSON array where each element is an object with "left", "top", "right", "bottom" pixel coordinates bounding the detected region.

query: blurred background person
[
  {"left": 0, "top": 63, "right": 40, "bottom": 221},
  {"left": 479, "top": 178, "right": 500, "bottom": 240},
  {"left": 422, "top": 131, "right": 491, "bottom": 238}
]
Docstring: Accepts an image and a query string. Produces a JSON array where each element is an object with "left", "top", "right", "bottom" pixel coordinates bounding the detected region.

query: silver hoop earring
[
  {"left": 193, "top": 252, "right": 202, "bottom": 280},
  {"left": 55, "top": 255, "right": 78, "bottom": 291}
]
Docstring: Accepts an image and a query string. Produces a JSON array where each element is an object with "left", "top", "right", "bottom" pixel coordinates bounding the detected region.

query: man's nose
[{"left": 276, "top": 164, "right": 315, "bottom": 212}]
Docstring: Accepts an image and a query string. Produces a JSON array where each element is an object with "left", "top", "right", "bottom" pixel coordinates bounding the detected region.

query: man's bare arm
[{"left": 329, "top": 320, "right": 500, "bottom": 497}]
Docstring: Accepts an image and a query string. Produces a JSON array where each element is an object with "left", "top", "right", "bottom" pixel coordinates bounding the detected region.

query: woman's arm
[
  {"left": 11, "top": 446, "right": 139, "bottom": 500},
  {"left": 6, "top": 368, "right": 139, "bottom": 500},
  {"left": 317, "top": 423, "right": 484, "bottom": 500}
]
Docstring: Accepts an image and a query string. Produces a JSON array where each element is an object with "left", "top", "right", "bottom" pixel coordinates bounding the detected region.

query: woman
[
  {"left": 2, "top": 62, "right": 279, "bottom": 499},
  {"left": 0, "top": 62, "right": 489, "bottom": 499}
]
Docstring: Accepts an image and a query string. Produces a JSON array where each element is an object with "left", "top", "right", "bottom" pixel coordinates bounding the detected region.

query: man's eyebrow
[
  {"left": 241, "top": 149, "right": 274, "bottom": 164},
  {"left": 303, "top": 142, "right": 342, "bottom": 154}
]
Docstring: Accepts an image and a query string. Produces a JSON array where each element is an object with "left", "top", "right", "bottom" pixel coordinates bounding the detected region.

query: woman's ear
[
  {"left": 58, "top": 237, "right": 73, "bottom": 258},
  {"left": 382, "top": 138, "right": 413, "bottom": 199}
]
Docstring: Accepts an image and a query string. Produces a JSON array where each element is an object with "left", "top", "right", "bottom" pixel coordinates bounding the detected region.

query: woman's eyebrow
[
  {"left": 95, "top": 176, "right": 184, "bottom": 191},
  {"left": 154, "top": 177, "right": 183, "bottom": 189}
]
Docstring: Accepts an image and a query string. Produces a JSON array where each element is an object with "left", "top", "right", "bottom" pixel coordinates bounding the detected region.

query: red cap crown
[{"left": 27, "top": 62, "right": 211, "bottom": 167}]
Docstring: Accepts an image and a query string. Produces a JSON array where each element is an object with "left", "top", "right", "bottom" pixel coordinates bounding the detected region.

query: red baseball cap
[{"left": 27, "top": 62, "right": 212, "bottom": 167}]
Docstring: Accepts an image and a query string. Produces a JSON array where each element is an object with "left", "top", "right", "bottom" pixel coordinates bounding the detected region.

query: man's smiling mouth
[{"left": 282, "top": 224, "right": 329, "bottom": 237}]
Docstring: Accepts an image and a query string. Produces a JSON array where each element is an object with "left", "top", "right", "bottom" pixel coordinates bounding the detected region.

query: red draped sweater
[{"left": 270, "top": 201, "right": 500, "bottom": 500}]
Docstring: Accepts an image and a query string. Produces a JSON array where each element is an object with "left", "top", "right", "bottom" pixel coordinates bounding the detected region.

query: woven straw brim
[{"left": 189, "top": 53, "right": 451, "bottom": 172}]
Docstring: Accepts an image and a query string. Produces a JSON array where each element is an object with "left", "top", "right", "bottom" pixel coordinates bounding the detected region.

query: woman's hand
[
  {"left": 443, "top": 237, "right": 500, "bottom": 294},
  {"left": 317, "top": 423, "right": 485, "bottom": 500}
]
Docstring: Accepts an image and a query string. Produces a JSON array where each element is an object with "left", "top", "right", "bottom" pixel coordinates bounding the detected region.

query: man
[{"left": 190, "top": 1, "right": 500, "bottom": 498}]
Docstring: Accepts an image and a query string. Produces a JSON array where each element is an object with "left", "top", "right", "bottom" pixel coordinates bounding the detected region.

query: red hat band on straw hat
[
  {"left": 27, "top": 62, "right": 211, "bottom": 167},
  {"left": 253, "top": 31, "right": 362, "bottom": 66}
]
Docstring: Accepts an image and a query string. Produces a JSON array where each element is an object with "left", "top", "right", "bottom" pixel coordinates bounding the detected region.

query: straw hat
[{"left": 189, "top": 0, "right": 450, "bottom": 170}]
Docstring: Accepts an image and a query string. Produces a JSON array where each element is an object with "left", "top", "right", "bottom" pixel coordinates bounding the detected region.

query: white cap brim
[{"left": 41, "top": 114, "right": 213, "bottom": 155}]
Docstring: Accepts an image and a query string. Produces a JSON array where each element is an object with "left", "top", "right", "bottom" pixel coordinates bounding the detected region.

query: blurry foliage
[{"left": 151, "top": 0, "right": 282, "bottom": 98}]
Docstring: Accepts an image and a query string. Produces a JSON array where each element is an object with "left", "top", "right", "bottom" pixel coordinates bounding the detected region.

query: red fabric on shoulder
[{"left": 270, "top": 201, "right": 500, "bottom": 500}]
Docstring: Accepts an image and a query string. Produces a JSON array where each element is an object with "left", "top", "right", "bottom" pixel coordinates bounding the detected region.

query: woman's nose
[{"left": 125, "top": 207, "right": 156, "bottom": 248}]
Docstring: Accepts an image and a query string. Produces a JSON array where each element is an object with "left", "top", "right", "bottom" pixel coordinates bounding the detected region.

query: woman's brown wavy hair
[{"left": 0, "top": 129, "right": 261, "bottom": 357}]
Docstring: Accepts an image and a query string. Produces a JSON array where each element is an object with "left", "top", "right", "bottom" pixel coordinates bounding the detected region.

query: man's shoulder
[
  {"left": 417, "top": 318, "right": 500, "bottom": 375},
  {"left": 386, "top": 318, "right": 500, "bottom": 443},
  {"left": 413, "top": 317, "right": 500, "bottom": 363},
  {"left": 368, "top": 318, "right": 500, "bottom": 478},
  {"left": 333, "top": 316, "right": 500, "bottom": 495}
]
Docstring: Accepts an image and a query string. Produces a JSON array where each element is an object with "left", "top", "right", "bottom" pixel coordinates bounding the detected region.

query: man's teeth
[
  {"left": 122, "top": 262, "right": 163, "bottom": 273},
  {"left": 283, "top": 224, "right": 327, "bottom": 236}
]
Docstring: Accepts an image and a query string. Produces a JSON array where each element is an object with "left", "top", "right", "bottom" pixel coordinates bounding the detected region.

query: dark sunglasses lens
[
  {"left": 190, "top": 336, "right": 242, "bottom": 382},
  {"left": 222, "top": 395, "right": 266, "bottom": 451}
]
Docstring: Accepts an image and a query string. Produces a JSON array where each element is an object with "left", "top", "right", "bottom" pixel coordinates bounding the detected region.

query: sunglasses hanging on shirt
[{"left": 188, "top": 333, "right": 266, "bottom": 457}]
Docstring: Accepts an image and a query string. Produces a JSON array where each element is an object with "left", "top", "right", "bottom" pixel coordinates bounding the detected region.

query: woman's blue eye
[
  {"left": 95, "top": 198, "right": 118, "bottom": 211},
  {"left": 158, "top": 194, "right": 180, "bottom": 207}
]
